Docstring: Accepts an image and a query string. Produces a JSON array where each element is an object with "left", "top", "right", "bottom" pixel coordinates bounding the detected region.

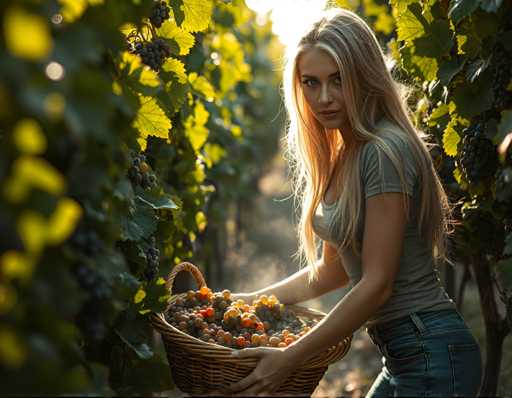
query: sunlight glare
[{"left": 246, "top": 0, "right": 329, "bottom": 47}]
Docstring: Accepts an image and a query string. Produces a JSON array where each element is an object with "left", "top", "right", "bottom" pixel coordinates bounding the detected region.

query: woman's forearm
[
  {"left": 249, "top": 259, "right": 348, "bottom": 305},
  {"left": 283, "top": 278, "right": 391, "bottom": 363}
]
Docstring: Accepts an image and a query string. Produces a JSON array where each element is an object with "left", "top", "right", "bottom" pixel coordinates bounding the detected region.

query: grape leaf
[
  {"left": 157, "top": 20, "right": 195, "bottom": 56},
  {"left": 452, "top": 71, "right": 493, "bottom": 118},
  {"left": 180, "top": 0, "right": 213, "bottom": 33},
  {"left": 443, "top": 118, "right": 461, "bottom": 157},
  {"left": 414, "top": 19, "right": 453, "bottom": 58},
  {"left": 448, "top": 0, "right": 480, "bottom": 23},
  {"left": 479, "top": 0, "right": 503, "bottom": 12},
  {"left": 136, "top": 193, "right": 178, "bottom": 210},
  {"left": 133, "top": 96, "right": 172, "bottom": 151},
  {"left": 439, "top": 57, "right": 465, "bottom": 86},
  {"left": 395, "top": 3, "right": 427, "bottom": 44}
]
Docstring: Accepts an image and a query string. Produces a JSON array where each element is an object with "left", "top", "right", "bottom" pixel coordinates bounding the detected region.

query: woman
[{"left": 223, "top": 8, "right": 482, "bottom": 397}]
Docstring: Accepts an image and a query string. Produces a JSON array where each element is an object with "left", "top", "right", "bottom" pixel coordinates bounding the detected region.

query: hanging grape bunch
[
  {"left": 128, "top": 153, "right": 157, "bottom": 189},
  {"left": 461, "top": 203, "right": 505, "bottom": 256},
  {"left": 492, "top": 44, "right": 512, "bottom": 111},
  {"left": 149, "top": 0, "right": 171, "bottom": 28},
  {"left": 459, "top": 122, "right": 499, "bottom": 184},
  {"left": 126, "top": 1, "right": 172, "bottom": 71},
  {"left": 74, "top": 264, "right": 112, "bottom": 341},
  {"left": 144, "top": 237, "right": 160, "bottom": 282},
  {"left": 164, "top": 289, "right": 317, "bottom": 349}
]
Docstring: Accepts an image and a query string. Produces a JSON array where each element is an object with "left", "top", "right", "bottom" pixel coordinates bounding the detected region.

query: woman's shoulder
[{"left": 360, "top": 118, "right": 412, "bottom": 158}]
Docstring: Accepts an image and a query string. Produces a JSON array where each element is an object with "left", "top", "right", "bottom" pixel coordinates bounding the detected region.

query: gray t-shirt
[{"left": 313, "top": 118, "right": 455, "bottom": 327}]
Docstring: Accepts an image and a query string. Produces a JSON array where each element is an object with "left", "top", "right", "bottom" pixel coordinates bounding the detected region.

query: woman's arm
[
  {"left": 283, "top": 191, "right": 407, "bottom": 364},
  {"left": 245, "top": 241, "right": 350, "bottom": 305}
]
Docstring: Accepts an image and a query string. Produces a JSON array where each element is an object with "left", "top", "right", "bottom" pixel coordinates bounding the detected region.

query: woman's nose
[{"left": 318, "top": 83, "right": 332, "bottom": 104}]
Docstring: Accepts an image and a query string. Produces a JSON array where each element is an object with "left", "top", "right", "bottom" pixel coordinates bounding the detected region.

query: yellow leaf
[
  {"left": 202, "top": 143, "right": 226, "bottom": 168},
  {"left": 162, "top": 57, "right": 187, "bottom": 83},
  {"left": 17, "top": 211, "right": 47, "bottom": 256},
  {"left": 156, "top": 277, "right": 166, "bottom": 285},
  {"left": 13, "top": 119, "right": 47, "bottom": 155},
  {"left": 180, "top": 0, "right": 213, "bottom": 32},
  {"left": 133, "top": 96, "right": 172, "bottom": 147},
  {"left": 0, "top": 327, "right": 26, "bottom": 369},
  {"left": 189, "top": 73, "right": 215, "bottom": 101},
  {"left": 4, "top": 7, "right": 53, "bottom": 61},
  {"left": 231, "top": 125, "right": 242, "bottom": 137},
  {"left": 58, "top": 0, "right": 88, "bottom": 22},
  {"left": 138, "top": 309, "right": 151, "bottom": 314},
  {"left": 134, "top": 288, "right": 146, "bottom": 304},
  {"left": 139, "top": 67, "right": 160, "bottom": 87},
  {"left": 158, "top": 20, "right": 195, "bottom": 55},
  {"left": 443, "top": 119, "right": 461, "bottom": 157},
  {"left": 1, "top": 251, "right": 35, "bottom": 281},
  {"left": 46, "top": 198, "right": 83, "bottom": 245},
  {"left": 17, "top": 156, "right": 66, "bottom": 195},
  {"left": 195, "top": 211, "right": 207, "bottom": 232},
  {"left": 184, "top": 101, "right": 209, "bottom": 151}
]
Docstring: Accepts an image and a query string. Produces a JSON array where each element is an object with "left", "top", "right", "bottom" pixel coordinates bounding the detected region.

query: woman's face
[{"left": 297, "top": 48, "right": 348, "bottom": 130}]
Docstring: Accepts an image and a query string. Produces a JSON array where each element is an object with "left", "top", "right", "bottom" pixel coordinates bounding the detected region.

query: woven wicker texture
[{"left": 151, "top": 261, "right": 352, "bottom": 395}]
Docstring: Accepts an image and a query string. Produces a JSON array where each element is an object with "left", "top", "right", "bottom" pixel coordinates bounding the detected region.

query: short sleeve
[{"left": 361, "top": 134, "right": 417, "bottom": 199}]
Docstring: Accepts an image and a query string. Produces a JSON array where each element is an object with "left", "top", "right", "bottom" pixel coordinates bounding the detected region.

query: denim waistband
[{"left": 365, "top": 308, "right": 462, "bottom": 346}]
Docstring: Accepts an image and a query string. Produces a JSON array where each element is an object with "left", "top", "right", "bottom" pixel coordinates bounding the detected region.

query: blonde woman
[{"left": 223, "top": 8, "right": 482, "bottom": 397}]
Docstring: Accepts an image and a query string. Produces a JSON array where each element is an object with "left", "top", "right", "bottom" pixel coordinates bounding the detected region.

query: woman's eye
[
  {"left": 302, "top": 79, "right": 317, "bottom": 87},
  {"left": 333, "top": 77, "right": 342, "bottom": 86}
]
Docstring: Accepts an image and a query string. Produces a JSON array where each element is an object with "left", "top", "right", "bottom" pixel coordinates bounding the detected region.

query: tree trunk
[{"left": 470, "top": 256, "right": 510, "bottom": 397}]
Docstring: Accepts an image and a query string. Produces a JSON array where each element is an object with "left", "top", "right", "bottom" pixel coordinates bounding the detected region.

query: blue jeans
[{"left": 365, "top": 308, "right": 482, "bottom": 397}]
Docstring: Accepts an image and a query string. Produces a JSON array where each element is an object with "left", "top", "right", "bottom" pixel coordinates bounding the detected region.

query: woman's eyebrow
[{"left": 301, "top": 72, "right": 340, "bottom": 78}]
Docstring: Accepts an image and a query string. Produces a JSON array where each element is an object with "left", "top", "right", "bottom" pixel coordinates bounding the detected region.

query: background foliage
[{"left": 0, "top": 0, "right": 283, "bottom": 394}]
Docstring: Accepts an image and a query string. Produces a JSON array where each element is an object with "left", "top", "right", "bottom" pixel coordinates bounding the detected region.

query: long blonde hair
[{"left": 281, "top": 8, "right": 456, "bottom": 283}]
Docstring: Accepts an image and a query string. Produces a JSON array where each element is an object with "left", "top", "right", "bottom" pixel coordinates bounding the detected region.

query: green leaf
[
  {"left": 135, "top": 193, "right": 178, "bottom": 210},
  {"left": 114, "top": 317, "right": 154, "bottom": 360},
  {"left": 170, "top": 0, "right": 185, "bottom": 26},
  {"left": 452, "top": 70, "right": 493, "bottom": 118},
  {"left": 494, "top": 110, "right": 512, "bottom": 144},
  {"left": 479, "top": 0, "right": 503, "bottom": 12},
  {"left": 439, "top": 57, "right": 465, "bottom": 86},
  {"left": 396, "top": 3, "right": 428, "bottom": 44},
  {"left": 448, "top": 0, "right": 480, "bottom": 23},
  {"left": 120, "top": 203, "right": 157, "bottom": 241},
  {"left": 414, "top": 19, "right": 453, "bottom": 58}
]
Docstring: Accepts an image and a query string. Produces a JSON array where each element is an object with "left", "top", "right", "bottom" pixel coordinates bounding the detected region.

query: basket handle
[{"left": 165, "top": 261, "right": 207, "bottom": 296}]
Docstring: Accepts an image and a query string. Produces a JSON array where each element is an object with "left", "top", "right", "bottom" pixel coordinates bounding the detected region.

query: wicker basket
[{"left": 151, "top": 261, "right": 352, "bottom": 395}]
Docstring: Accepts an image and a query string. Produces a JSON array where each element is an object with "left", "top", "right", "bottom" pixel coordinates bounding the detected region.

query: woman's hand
[{"left": 222, "top": 347, "right": 298, "bottom": 396}]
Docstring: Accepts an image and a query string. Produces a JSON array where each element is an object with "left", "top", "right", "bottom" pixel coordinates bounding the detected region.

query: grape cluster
[
  {"left": 74, "top": 264, "right": 112, "bottom": 341},
  {"left": 150, "top": 1, "right": 171, "bottom": 28},
  {"left": 165, "top": 289, "right": 317, "bottom": 349},
  {"left": 459, "top": 122, "right": 499, "bottom": 184},
  {"left": 69, "top": 227, "right": 103, "bottom": 257},
  {"left": 492, "top": 45, "right": 512, "bottom": 111},
  {"left": 128, "top": 38, "right": 171, "bottom": 72},
  {"left": 461, "top": 205, "right": 505, "bottom": 256},
  {"left": 128, "top": 153, "right": 157, "bottom": 189},
  {"left": 144, "top": 237, "right": 160, "bottom": 282}
]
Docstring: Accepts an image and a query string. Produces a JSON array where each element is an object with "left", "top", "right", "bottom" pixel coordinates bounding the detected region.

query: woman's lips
[{"left": 318, "top": 110, "right": 339, "bottom": 117}]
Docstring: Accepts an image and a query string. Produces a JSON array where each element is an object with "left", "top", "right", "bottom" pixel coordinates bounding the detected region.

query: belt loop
[{"left": 409, "top": 312, "right": 427, "bottom": 335}]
